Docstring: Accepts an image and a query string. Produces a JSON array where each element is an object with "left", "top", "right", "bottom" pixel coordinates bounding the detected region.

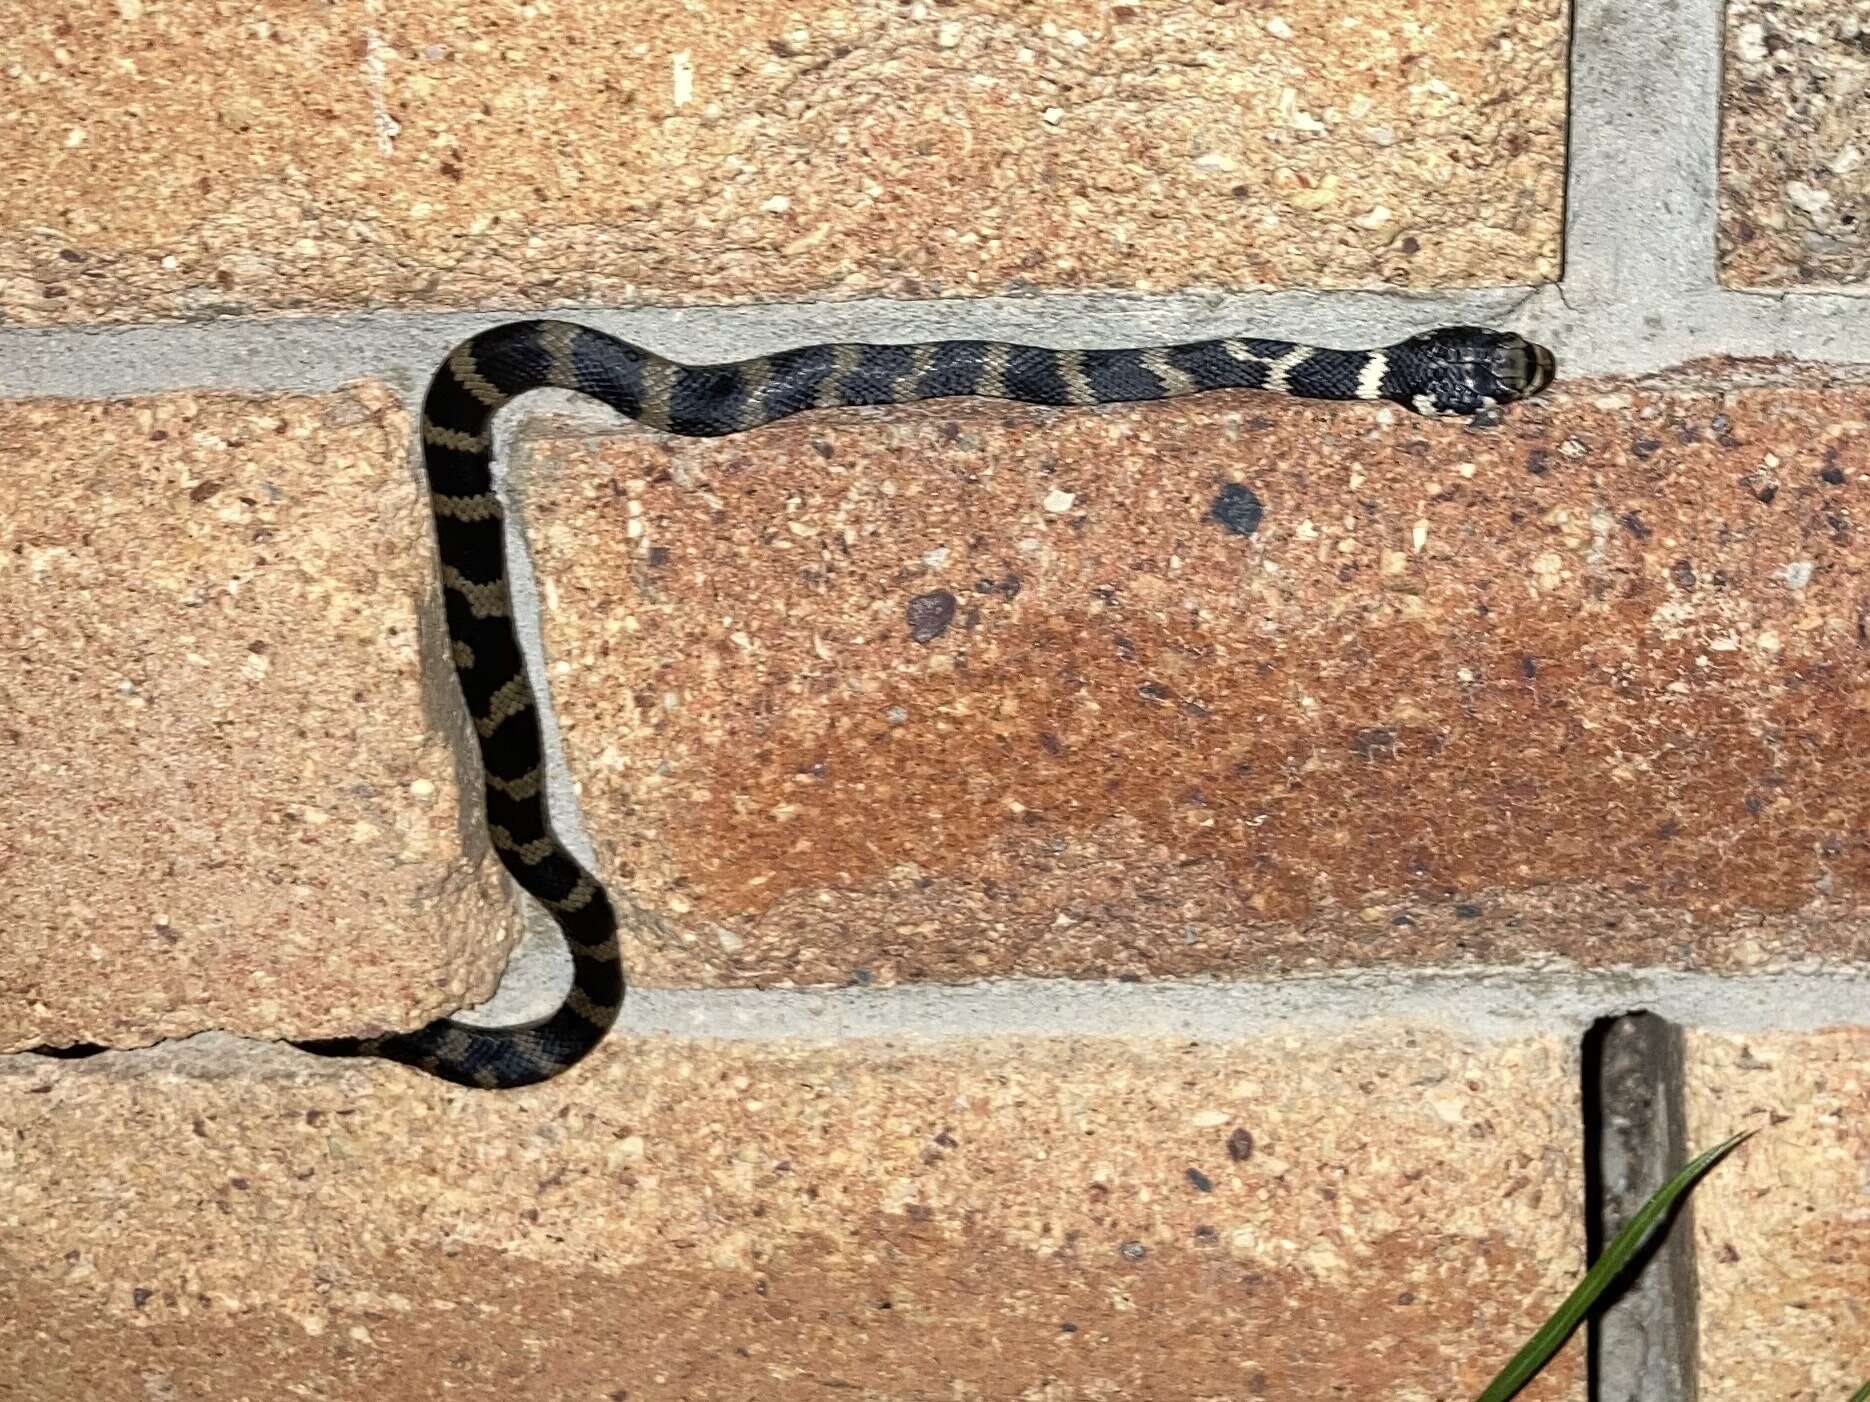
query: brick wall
[{"left": 1, "top": 0, "right": 1864, "bottom": 1398}]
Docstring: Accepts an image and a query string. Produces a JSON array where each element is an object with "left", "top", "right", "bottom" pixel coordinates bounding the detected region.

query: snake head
[{"left": 1392, "top": 327, "right": 1556, "bottom": 417}]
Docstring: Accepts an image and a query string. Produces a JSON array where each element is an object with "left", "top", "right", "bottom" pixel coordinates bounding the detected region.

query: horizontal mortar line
[
  {"left": 2, "top": 283, "right": 1866, "bottom": 404},
  {"left": 7, "top": 968, "right": 1867, "bottom": 1081},
  {"left": 586, "top": 967, "right": 1870, "bottom": 1040},
  {"left": 1524, "top": 286, "right": 1870, "bottom": 378},
  {"left": 0, "top": 287, "right": 1538, "bottom": 400}
]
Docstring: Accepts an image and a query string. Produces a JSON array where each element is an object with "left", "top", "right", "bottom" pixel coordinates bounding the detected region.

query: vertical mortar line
[
  {"left": 1558, "top": 0, "right": 1722, "bottom": 308},
  {"left": 1590, "top": 1014, "right": 1700, "bottom": 1402}
]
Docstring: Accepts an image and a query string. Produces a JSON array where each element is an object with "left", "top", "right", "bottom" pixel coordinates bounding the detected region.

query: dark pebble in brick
[
  {"left": 1208, "top": 482, "right": 1265, "bottom": 537},
  {"left": 905, "top": 589, "right": 957, "bottom": 643}
]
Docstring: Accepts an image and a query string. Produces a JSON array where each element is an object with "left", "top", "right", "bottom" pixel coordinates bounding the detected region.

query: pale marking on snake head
[
  {"left": 1057, "top": 348, "right": 1096, "bottom": 406},
  {"left": 1140, "top": 347, "right": 1197, "bottom": 397},
  {"left": 449, "top": 343, "right": 510, "bottom": 409},
  {"left": 978, "top": 343, "right": 1011, "bottom": 399},
  {"left": 737, "top": 356, "right": 773, "bottom": 430},
  {"left": 1355, "top": 352, "right": 1389, "bottom": 401},
  {"left": 450, "top": 641, "right": 476, "bottom": 670},
  {"left": 815, "top": 343, "right": 865, "bottom": 409},
  {"left": 537, "top": 322, "right": 582, "bottom": 392},
  {"left": 423, "top": 420, "right": 491, "bottom": 453},
  {"left": 442, "top": 566, "right": 511, "bottom": 618},
  {"left": 486, "top": 766, "right": 544, "bottom": 800},
  {"left": 431, "top": 490, "right": 501, "bottom": 521},
  {"left": 637, "top": 357, "right": 678, "bottom": 432},
  {"left": 1412, "top": 393, "right": 1440, "bottom": 416},
  {"left": 1263, "top": 346, "right": 1313, "bottom": 396}
]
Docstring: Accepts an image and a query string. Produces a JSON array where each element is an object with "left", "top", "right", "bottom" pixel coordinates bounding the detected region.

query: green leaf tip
[{"left": 1471, "top": 1129, "right": 1756, "bottom": 1402}]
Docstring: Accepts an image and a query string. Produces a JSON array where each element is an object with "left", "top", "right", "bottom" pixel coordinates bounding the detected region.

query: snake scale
[{"left": 293, "top": 319, "right": 1555, "bottom": 1089}]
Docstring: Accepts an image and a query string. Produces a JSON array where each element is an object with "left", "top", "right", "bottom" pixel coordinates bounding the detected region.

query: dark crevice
[
  {"left": 1554, "top": 0, "right": 1581, "bottom": 289},
  {"left": 1584, "top": 1011, "right": 1701, "bottom": 1402},
  {"left": 1581, "top": 1015, "right": 1613, "bottom": 1395},
  {"left": 21, "top": 1041, "right": 109, "bottom": 1059}
]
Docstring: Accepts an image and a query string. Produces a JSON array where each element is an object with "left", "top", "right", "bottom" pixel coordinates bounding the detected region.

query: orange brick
[
  {"left": 0, "top": 387, "right": 518, "bottom": 1049},
  {"left": 1, "top": 0, "right": 1565, "bottom": 325},
  {"left": 515, "top": 377, "right": 1870, "bottom": 987},
  {"left": 1721, "top": 0, "right": 1870, "bottom": 287},
  {"left": 1685, "top": 1030, "right": 1870, "bottom": 1401},
  {"left": 0, "top": 1029, "right": 1584, "bottom": 1400}
]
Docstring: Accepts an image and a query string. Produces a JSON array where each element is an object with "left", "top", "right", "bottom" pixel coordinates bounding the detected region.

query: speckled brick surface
[
  {"left": 0, "top": 387, "right": 519, "bottom": 1051},
  {"left": 1684, "top": 1030, "right": 1870, "bottom": 1401},
  {"left": 514, "top": 376, "right": 1870, "bottom": 988},
  {"left": 1720, "top": 0, "right": 1870, "bottom": 287},
  {"left": 0, "top": 0, "right": 1566, "bottom": 326},
  {"left": 0, "top": 1030, "right": 1584, "bottom": 1401}
]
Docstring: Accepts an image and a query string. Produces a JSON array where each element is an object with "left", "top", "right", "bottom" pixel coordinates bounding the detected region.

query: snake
[{"left": 292, "top": 319, "right": 1555, "bottom": 1089}]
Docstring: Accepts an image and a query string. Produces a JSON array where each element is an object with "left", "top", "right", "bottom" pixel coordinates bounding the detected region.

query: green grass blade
[
  {"left": 1472, "top": 1130, "right": 1754, "bottom": 1402},
  {"left": 1845, "top": 1383, "right": 1869, "bottom": 1402}
]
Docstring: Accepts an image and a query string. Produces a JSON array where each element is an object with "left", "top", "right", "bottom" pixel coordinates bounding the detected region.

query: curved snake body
[{"left": 295, "top": 319, "right": 1554, "bottom": 1088}]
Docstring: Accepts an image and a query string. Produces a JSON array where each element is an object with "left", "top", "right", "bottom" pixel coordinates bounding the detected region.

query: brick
[
  {"left": 1684, "top": 1030, "right": 1870, "bottom": 1401},
  {"left": 1720, "top": 0, "right": 1870, "bottom": 287},
  {"left": 517, "top": 379, "right": 1870, "bottom": 988},
  {"left": 0, "top": 1030, "right": 1584, "bottom": 1400},
  {"left": 0, "top": 387, "right": 517, "bottom": 1050},
  {"left": 0, "top": 0, "right": 1566, "bottom": 326}
]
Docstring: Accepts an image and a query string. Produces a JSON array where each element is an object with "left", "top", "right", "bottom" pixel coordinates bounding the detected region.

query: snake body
[{"left": 294, "top": 319, "right": 1554, "bottom": 1089}]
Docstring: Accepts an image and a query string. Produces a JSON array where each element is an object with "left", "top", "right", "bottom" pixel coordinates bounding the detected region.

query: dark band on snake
[{"left": 293, "top": 319, "right": 1555, "bottom": 1089}]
